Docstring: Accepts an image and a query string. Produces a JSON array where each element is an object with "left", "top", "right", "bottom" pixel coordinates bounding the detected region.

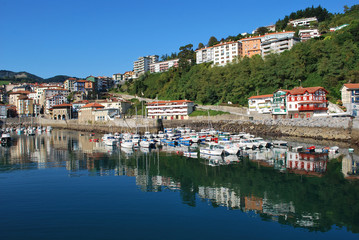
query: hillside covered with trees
[{"left": 120, "top": 5, "right": 359, "bottom": 105}]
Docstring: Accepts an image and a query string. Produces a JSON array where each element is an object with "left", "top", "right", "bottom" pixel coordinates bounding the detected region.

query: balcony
[{"left": 298, "top": 106, "right": 328, "bottom": 111}]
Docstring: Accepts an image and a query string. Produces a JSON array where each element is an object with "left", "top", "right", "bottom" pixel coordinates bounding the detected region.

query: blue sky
[{"left": 0, "top": 0, "right": 357, "bottom": 78}]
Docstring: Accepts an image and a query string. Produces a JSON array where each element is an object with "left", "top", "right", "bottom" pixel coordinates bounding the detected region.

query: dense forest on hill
[{"left": 121, "top": 5, "right": 359, "bottom": 105}]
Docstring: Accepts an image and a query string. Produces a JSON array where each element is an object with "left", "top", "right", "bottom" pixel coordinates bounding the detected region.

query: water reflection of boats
[
  {"left": 224, "top": 154, "right": 240, "bottom": 163},
  {"left": 183, "top": 151, "right": 198, "bottom": 158},
  {"left": 201, "top": 154, "right": 223, "bottom": 166},
  {"left": 121, "top": 147, "right": 134, "bottom": 156},
  {"left": 1, "top": 133, "right": 11, "bottom": 146}
]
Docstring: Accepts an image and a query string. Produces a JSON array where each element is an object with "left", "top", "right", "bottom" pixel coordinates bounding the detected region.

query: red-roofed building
[
  {"left": 51, "top": 103, "right": 73, "bottom": 120},
  {"left": 341, "top": 83, "right": 359, "bottom": 116},
  {"left": 8, "top": 91, "right": 31, "bottom": 106},
  {"left": 146, "top": 100, "right": 195, "bottom": 120},
  {"left": 78, "top": 102, "right": 120, "bottom": 123},
  {"left": 285, "top": 86, "right": 328, "bottom": 118},
  {"left": 248, "top": 94, "right": 273, "bottom": 114}
]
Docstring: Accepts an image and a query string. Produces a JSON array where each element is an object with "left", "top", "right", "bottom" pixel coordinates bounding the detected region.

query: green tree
[
  {"left": 197, "top": 42, "right": 205, "bottom": 49},
  {"left": 256, "top": 26, "right": 269, "bottom": 35},
  {"left": 207, "top": 36, "right": 218, "bottom": 47}
]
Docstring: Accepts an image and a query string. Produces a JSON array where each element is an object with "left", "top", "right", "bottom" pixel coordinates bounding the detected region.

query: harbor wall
[{"left": 2, "top": 115, "right": 359, "bottom": 145}]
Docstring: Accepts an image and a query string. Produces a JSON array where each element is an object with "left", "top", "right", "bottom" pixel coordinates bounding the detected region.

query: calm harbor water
[{"left": 0, "top": 130, "right": 359, "bottom": 240}]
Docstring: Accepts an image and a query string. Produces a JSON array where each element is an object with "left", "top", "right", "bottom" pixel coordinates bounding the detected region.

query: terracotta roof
[
  {"left": 52, "top": 103, "right": 72, "bottom": 108},
  {"left": 44, "top": 88, "right": 68, "bottom": 91},
  {"left": 81, "top": 102, "right": 104, "bottom": 109},
  {"left": 147, "top": 100, "right": 193, "bottom": 105},
  {"left": 248, "top": 94, "right": 273, "bottom": 99},
  {"left": 9, "top": 91, "right": 30, "bottom": 95},
  {"left": 18, "top": 95, "right": 29, "bottom": 100},
  {"left": 76, "top": 80, "right": 87, "bottom": 83},
  {"left": 288, "top": 87, "right": 328, "bottom": 95},
  {"left": 73, "top": 100, "right": 89, "bottom": 104},
  {"left": 344, "top": 83, "right": 359, "bottom": 89}
]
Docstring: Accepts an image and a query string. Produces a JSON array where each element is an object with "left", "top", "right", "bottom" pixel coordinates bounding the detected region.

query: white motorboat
[
  {"left": 272, "top": 140, "right": 288, "bottom": 148},
  {"left": 104, "top": 136, "right": 118, "bottom": 146},
  {"left": 121, "top": 139, "right": 134, "bottom": 148},
  {"left": 200, "top": 143, "right": 225, "bottom": 156}
]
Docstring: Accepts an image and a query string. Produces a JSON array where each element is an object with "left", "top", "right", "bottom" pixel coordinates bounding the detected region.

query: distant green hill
[{"left": 0, "top": 70, "right": 75, "bottom": 83}]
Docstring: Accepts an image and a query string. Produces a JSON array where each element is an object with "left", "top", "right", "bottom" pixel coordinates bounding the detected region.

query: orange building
[
  {"left": 240, "top": 36, "right": 261, "bottom": 57},
  {"left": 85, "top": 81, "right": 94, "bottom": 91}
]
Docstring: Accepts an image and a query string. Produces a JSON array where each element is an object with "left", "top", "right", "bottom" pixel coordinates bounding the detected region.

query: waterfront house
[
  {"left": 51, "top": 103, "right": 73, "bottom": 120},
  {"left": 248, "top": 94, "right": 273, "bottom": 114},
  {"left": 271, "top": 90, "right": 289, "bottom": 119},
  {"left": 97, "top": 98, "right": 131, "bottom": 116},
  {"left": 340, "top": 83, "right": 359, "bottom": 116},
  {"left": 78, "top": 102, "right": 104, "bottom": 123},
  {"left": 286, "top": 86, "right": 328, "bottom": 118},
  {"left": 146, "top": 100, "right": 195, "bottom": 120},
  {"left": 78, "top": 102, "right": 118, "bottom": 123}
]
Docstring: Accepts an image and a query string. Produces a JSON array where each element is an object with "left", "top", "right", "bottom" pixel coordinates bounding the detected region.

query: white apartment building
[
  {"left": 213, "top": 41, "right": 241, "bottom": 66},
  {"left": 133, "top": 55, "right": 159, "bottom": 76},
  {"left": 289, "top": 17, "right": 318, "bottom": 27},
  {"left": 248, "top": 94, "right": 273, "bottom": 114},
  {"left": 195, "top": 47, "right": 214, "bottom": 64},
  {"left": 146, "top": 100, "right": 195, "bottom": 120},
  {"left": 45, "top": 94, "right": 68, "bottom": 114},
  {"left": 40, "top": 88, "right": 69, "bottom": 110},
  {"left": 261, "top": 35, "right": 300, "bottom": 57},
  {"left": 298, "top": 29, "right": 320, "bottom": 41},
  {"left": 149, "top": 59, "right": 179, "bottom": 73}
]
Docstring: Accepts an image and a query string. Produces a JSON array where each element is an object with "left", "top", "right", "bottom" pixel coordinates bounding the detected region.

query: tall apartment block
[
  {"left": 133, "top": 55, "right": 159, "bottom": 77},
  {"left": 212, "top": 41, "right": 241, "bottom": 66},
  {"left": 260, "top": 32, "right": 299, "bottom": 57},
  {"left": 195, "top": 41, "right": 241, "bottom": 66},
  {"left": 239, "top": 36, "right": 261, "bottom": 58}
]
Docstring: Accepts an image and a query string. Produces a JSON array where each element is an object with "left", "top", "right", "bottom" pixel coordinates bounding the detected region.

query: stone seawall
[
  {"left": 2, "top": 115, "right": 359, "bottom": 145},
  {"left": 163, "top": 118, "right": 359, "bottom": 145}
]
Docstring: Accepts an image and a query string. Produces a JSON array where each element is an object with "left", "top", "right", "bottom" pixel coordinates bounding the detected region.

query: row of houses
[
  {"left": 248, "top": 86, "right": 329, "bottom": 119},
  {"left": 249, "top": 83, "right": 359, "bottom": 118},
  {"left": 48, "top": 98, "right": 132, "bottom": 122},
  {"left": 196, "top": 31, "right": 300, "bottom": 66}
]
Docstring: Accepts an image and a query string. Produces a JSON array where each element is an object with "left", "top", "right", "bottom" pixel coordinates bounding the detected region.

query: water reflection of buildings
[
  {"left": 342, "top": 153, "right": 359, "bottom": 178},
  {"left": 197, "top": 184, "right": 320, "bottom": 228},
  {"left": 198, "top": 186, "right": 241, "bottom": 209},
  {"left": 243, "top": 148, "right": 329, "bottom": 176}
]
